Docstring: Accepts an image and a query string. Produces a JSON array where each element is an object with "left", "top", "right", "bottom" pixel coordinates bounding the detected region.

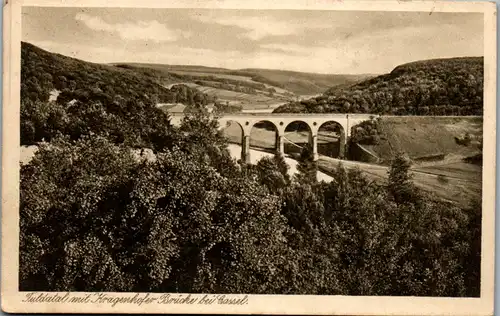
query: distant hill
[
  {"left": 238, "top": 68, "right": 372, "bottom": 95},
  {"left": 273, "top": 57, "right": 484, "bottom": 116},
  {"left": 113, "top": 63, "right": 371, "bottom": 96},
  {"left": 114, "top": 63, "right": 294, "bottom": 111}
]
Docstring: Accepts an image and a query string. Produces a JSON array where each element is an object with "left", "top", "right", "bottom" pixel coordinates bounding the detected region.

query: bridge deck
[
  {"left": 168, "top": 112, "right": 481, "bottom": 119},
  {"left": 168, "top": 112, "right": 377, "bottom": 118}
]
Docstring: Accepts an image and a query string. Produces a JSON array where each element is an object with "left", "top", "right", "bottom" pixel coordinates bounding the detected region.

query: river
[
  {"left": 226, "top": 144, "right": 333, "bottom": 182},
  {"left": 21, "top": 143, "right": 333, "bottom": 182}
]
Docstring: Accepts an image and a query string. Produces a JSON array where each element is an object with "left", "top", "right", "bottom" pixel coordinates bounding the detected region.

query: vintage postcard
[{"left": 1, "top": 0, "right": 497, "bottom": 314}]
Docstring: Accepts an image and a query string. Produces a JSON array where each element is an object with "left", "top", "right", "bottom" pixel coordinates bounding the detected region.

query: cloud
[
  {"left": 29, "top": 39, "right": 359, "bottom": 74},
  {"left": 259, "top": 43, "right": 311, "bottom": 55},
  {"left": 257, "top": 21, "right": 483, "bottom": 74},
  {"left": 23, "top": 8, "right": 483, "bottom": 74},
  {"left": 75, "top": 13, "right": 190, "bottom": 42},
  {"left": 29, "top": 40, "right": 246, "bottom": 69},
  {"left": 195, "top": 15, "right": 327, "bottom": 40},
  {"left": 30, "top": 13, "right": 483, "bottom": 76}
]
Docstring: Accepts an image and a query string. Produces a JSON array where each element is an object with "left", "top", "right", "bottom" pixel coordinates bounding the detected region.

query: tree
[
  {"left": 20, "top": 135, "right": 148, "bottom": 291},
  {"left": 295, "top": 144, "right": 318, "bottom": 184},
  {"left": 387, "top": 153, "right": 419, "bottom": 205},
  {"left": 255, "top": 154, "right": 290, "bottom": 194},
  {"left": 273, "top": 153, "right": 291, "bottom": 185}
]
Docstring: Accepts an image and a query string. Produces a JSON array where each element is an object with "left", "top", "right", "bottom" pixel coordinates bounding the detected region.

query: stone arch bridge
[{"left": 169, "top": 113, "right": 377, "bottom": 163}]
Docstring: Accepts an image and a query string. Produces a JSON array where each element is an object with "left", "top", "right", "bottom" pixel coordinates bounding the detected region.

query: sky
[{"left": 22, "top": 7, "right": 484, "bottom": 74}]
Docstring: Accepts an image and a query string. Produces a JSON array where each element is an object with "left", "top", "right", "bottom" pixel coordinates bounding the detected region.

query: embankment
[{"left": 350, "top": 116, "right": 483, "bottom": 164}]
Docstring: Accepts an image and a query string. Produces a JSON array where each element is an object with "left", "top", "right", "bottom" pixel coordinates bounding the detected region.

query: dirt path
[{"left": 318, "top": 155, "right": 481, "bottom": 204}]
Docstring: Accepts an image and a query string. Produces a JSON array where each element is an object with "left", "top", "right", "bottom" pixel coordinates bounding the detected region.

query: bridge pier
[
  {"left": 276, "top": 135, "right": 285, "bottom": 156},
  {"left": 339, "top": 133, "right": 346, "bottom": 159},
  {"left": 311, "top": 134, "right": 319, "bottom": 161},
  {"left": 241, "top": 135, "right": 251, "bottom": 164}
]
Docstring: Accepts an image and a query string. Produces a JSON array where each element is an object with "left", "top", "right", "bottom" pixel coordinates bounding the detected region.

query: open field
[
  {"left": 239, "top": 68, "right": 372, "bottom": 95},
  {"left": 121, "top": 63, "right": 374, "bottom": 112},
  {"left": 413, "top": 160, "right": 482, "bottom": 180},
  {"left": 164, "top": 69, "right": 292, "bottom": 95},
  {"left": 20, "top": 145, "right": 38, "bottom": 165},
  {"left": 196, "top": 86, "right": 279, "bottom": 104},
  {"left": 166, "top": 82, "right": 290, "bottom": 110}
]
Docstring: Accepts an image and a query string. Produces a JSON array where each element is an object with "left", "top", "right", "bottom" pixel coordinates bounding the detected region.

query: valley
[{"left": 21, "top": 41, "right": 484, "bottom": 207}]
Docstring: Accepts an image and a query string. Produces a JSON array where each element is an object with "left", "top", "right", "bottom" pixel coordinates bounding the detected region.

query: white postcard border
[{"left": 2, "top": 0, "right": 496, "bottom": 315}]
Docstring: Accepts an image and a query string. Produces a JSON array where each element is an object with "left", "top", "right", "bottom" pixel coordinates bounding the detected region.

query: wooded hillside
[
  {"left": 21, "top": 42, "right": 212, "bottom": 105},
  {"left": 21, "top": 42, "right": 212, "bottom": 147},
  {"left": 274, "top": 57, "right": 484, "bottom": 115}
]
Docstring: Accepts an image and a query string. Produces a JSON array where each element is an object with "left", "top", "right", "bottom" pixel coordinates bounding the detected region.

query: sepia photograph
[{"left": 1, "top": 0, "right": 496, "bottom": 314}]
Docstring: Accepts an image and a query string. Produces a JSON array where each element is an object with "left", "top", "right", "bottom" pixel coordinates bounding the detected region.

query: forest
[
  {"left": 274, "top": 57, "right": 484, "bottom": 115},
  {"left": 19, "top": 43, "right": 481, "bottom": 296}
]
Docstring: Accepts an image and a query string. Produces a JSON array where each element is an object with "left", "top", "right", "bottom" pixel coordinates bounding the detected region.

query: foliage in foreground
[{"left": 20, "top": 113, "right": 481, "bottom": 296}]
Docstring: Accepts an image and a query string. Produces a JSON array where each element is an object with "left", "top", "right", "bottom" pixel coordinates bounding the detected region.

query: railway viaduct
[{"left": 169, "top": 113, "right": 377, "bottom": 163}]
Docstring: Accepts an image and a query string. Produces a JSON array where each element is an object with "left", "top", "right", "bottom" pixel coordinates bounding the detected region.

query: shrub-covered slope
[{"left": 274, "top": 57, "right": 484, "bottom": 115}]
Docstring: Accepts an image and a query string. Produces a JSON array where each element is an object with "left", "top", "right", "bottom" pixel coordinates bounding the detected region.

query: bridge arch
[
  {"left": 317, "top": 121, "right": 346, "bottom": 159},
  {"left": 283, "top": 120, "right": 313, "bottom": 159},
  {"left": 220, "top": 119, "right": 244, "bottom": 143},
  {"left": 249, "top": 120, "right": 279, "bottom": 156},
  {"left": 219, "top": 120, "right": 246, "bottom": 162}
]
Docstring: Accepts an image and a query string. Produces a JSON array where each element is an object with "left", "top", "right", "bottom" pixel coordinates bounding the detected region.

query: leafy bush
[
  {"left": 437, "top": 174, "right": 450, "bottom": 184},
  {"left": 455, "top": 133, "right": 472, "bottom": 146},
  {"left": 295, "top": 144, "right": 318, "bottom": 184},
  {"left": 214, "top": 101, "right": 243, "bottom": 113},
  {"left": 464, "top": 153, "right": 483, "bottom": 165},
  {"left": 20, "top": 133, "right": 293, "bottom": 293},
  {"left": 350, "top": 118, "right": 383, "bottom": 145},
  {"left": 20, "top": 97, "right": 175, "bottom": 150}
]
